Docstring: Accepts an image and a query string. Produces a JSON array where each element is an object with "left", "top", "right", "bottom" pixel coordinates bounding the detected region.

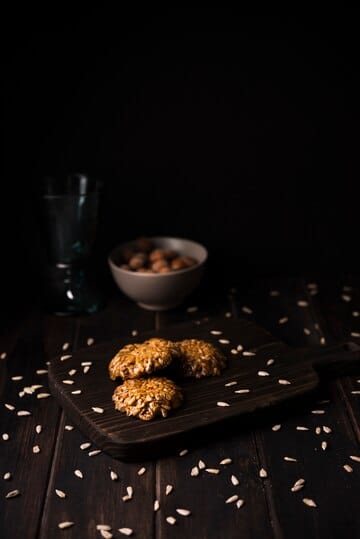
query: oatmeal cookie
[
  {"left": 112, "top": 377, "right": 183, "bottom": 420},
  {"left": 176, "top": 339, "right": 227, "bottom": 378},
  {"left": 108, "top": 338, "right": 178, "bottom": 380}
]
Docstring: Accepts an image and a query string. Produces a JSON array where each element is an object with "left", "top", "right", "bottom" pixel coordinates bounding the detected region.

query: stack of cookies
[{"left": 109, "top": 338, "right": 227, "bottom": 421}]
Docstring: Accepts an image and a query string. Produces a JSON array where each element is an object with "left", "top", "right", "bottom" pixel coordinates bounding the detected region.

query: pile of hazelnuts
[{"left": 119, "top": 238, "right": 198, "bottom": 274}]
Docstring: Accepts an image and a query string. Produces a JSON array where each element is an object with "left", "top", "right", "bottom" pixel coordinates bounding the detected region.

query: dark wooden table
[{"left": 1, "top": 276, "right": 359, "bottom": 539}]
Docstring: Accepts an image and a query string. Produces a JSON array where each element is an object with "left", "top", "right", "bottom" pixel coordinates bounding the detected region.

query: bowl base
[{"left": 137, "top": 301, "right": 181, "bottom": 311}]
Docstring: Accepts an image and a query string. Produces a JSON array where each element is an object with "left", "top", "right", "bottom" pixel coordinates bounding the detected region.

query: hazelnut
[
  {"left": 134, "top": 237, "right": 154, "bottom": 252},
  {"left": 171, "top": 257, "right": 188, "bottom": 270},
  {"left": 151, "top": 259, "right": 169, "bottom": 273},
  {"left": 149, "top": 249, "right": 167, "bottom": 262},
  {"left": 129, "top": 253, "right": 147, "bottom": 270}
]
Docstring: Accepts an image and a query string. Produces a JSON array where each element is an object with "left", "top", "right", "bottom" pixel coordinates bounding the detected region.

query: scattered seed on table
[
  {"left": 278, "top": 317, "right": 288, "bottom": 325},
  {"left": 24, "top": 386, "right": 34, "bottom": 395},
  {"left": 284, "top": 457, "right": 297, "bottom": 462},
  {"left": 341, "top": 294, "right": 351, "bottom": 302},
  {"left": 64, "top": 425, "right": 74, "bottom": 431},
  {"left": 259, "top": 468, "right": 268, "bottom": 478},
  {"left": 60, "top": 355, "right": 72, "bottom": 361},
  {"left": 37, "top": 393, "right": 51, "bottom": 399},
  {"left": 68, "top": 369, "right": 77, "bottom": 376},
  {"left": 165, "top": 484, "right": 173, "bottom": 495},
  {"left": 296, "top": 426, "right": 309, "bottom": 431},
  {"left": 62, "top": 342, "right": 70, "bottom": 351},
  {"left": 110, "top": 470, "right": 118, "bottom": 481},
  {"left": 291, "top": 478, "right": 305, "bottom": 492},
  {"left": 80, "top": 442, "right": 91, "bottom": 450},
  {"left": 220, "top": 458, "right": 232, "bottom": 465},
  {"left": 198, "top": 460, "right": 206, "bottom": 469},
  {"left": 321, "top": 441, "right": 327, "bottom": 450},
  {"left": 33, "top": 445, "right": 40, "bottom": 454},
  {"left": 36, "top": 369, "right": 48, "bottom": 375},
  {"left": 62, "top": 380, "right": 74, "bottom": 385},
  {"left": 5, "top": 403, "right": 15, "bottom": 411},
  {"left": 236, "top": 499, "right": 245, "bottom": 509},
  {"left": 270, "top": 290, "right": 280, "bottom": 297},
  {"left": 118, "top": 528, "right": 133, "bottom": 537},
  {"left": 1, "top": 352, "right": 7, "bottom": 359},
  {"left": 131, "top": 329, "right": 138, "bottom": 337},
  {"left": 266, "top": 359, "right": 275, "bottom": 366},
  {"left": 272, "top": 424, "right": 282, "bottom": 431},
  {"left": 58, "top": 521, "right": 74, "bottom": 529},
  {"left": 11, "top": 376, "right": 23, "bottom": 381},
  {"left": 352, "top": 311, "right": 360, "bottom": 317},
  {"left": 242, "top": 306, "right": 253, "bottom": 314},
  {"left": 302, "top": 498, "right": 317, "bottom": 508},
  {"left": 92, "top": 407, "right": 104, "bottom": 414},
  {"left": 176, "top": 508, "right": 191, "bottom": 516},
  {"left": 87, "top": 337, "right": 95, "bottom": 346},
  {"left": 303, "top": 328, "right": 311, "bottom": 335},
  {"left": 258, "top": 371, "right": 270, "bottom": 377},
  {"left": 97, "top": 525, "right": 112, "bottom": 531},
  {"left": 127, "top": 486, "right": 133, "bottom": 498},
  {"left": 350, "top": 332, "right": 360, "bottom": 338},
  {"left": 6, "top": 490, "right": 20, "bottom": 499},
  {"left": 205, "top": 468, "right": 220, "bottom": 474},
  {"left": 166, "top": 516, "right": 176, "bottom": 525},
  {"left": 187, "top": 306, "right": 198, "bottom": 313},
  {"left": 191, "top": 466, "right": 199, "bottom": 476},
  {"left": 3, "top": 472, "right": 12, "bottom": 480},
  {"left": 217, "top": 401, "right": 230, "bottom": 407},
  {"left": 83, "top": 366, "right": 91, "bottom": 374},
  {"left": 343, "top": 464, "right": 353, "bottom": 473},
  {"left": 243, "top": 351, "right": 255, "bottom": 357},
  {"left": 230, "top": 349, "right": 239, "bottom": 355},
  {"left": 349, "top": 455, "right": 360, "bottom": 463},
  {"left": 74, "top": 469, "right": 83, "bottom": 479},
  {"left": 231, "top": 474, "right": 239, "bottom": 486},
  {"left": 297, "top": 300, "right": 309, "bottom": 307},
  {"left": 219, "top": 339, "right": 230, "bottom": 344},
  {"left": 235, "top": 389, "right": 250, "bottom": 394},
  {"left": 18, "top": 391, "right": 25, "bottom": 397},
  {"left": 2, "top": 433, "right": 9, "bottom": 441},
  {"left": 81, "top": 361, "right": 92, "bottom": 366},
  {"left": 137, "top": 467, "right": 146, "bottom": 476},
  {"left": 100, "top": 530, "right": 113, "bottom": 539},
  {"left": 322, "top": 426, "right": 332, "bottom": 434},
  {"left": 179, "top": 449, "right": 188, "bottom": 456},
  {"left": 71, "top": 390, "right": 82, "bottom": 395},
  {"left": 55, "top": 489, "right": 66, "bottom": 498},
  {"left": 225, "top": 494, "right": 239, "bottom": 504},
  {"left": 210, "top": 330, "right": 222, "bottom": 335},
  {"left": 88, "top": 450, "right": 101, "bottom": 457},
  {"left": 311, "top": 410, "right": 325, "bottom": 415},
  {"left": 17, "top": 410, "right": 31, "bottom": 417},
  {"left": 320, "top": 337, "right": 326, "bottom": 345},
  {"left": 278, "top": 379, "right": 291, "bottom": 385},
  {"left": 154, "top": 499, "right": 160, "bottom": 511},
  {"left": 225, "top": 381, "right": 237, "bottom": 387},
  {"left": 351, "top": 391, "right": 360, "bottom": 395},
  {"left": 237, "top": 344, "right": 244, "bottom": 352}
]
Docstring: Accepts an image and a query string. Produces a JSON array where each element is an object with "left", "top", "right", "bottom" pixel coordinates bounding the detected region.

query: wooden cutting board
[{"left": 48, "top": 317, "right": 360, "bottom": 460}]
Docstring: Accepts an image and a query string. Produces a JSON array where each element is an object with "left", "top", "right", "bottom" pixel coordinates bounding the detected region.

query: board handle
[{"left": 310, "top": 342, "right": 360, "bottom": 378}]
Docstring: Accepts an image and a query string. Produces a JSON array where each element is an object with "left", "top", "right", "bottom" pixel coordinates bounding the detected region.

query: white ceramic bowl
[{"left": 108, "top": 237, "right": 207, "bottom": 310}]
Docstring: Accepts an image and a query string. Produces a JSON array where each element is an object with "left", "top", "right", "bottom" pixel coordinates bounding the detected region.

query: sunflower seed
[
  {"left": 4, "top": 472, "right": 12, "bottom": 480},
  {"left": 62, "top": 342, "right": 70, "bottom": 351},
  {"left": 110, "top": 470, "right": 118, "bottom": 481},
  {"left": 87, "top": 337, "right": 95, "bottom": 346},
  {"left": 225, "top": 381, "right": 237, "bottom": 387},
  {"left": 258, "top": 371, "right": 270, "bottom": 377},
  {"left": 343, "top": 464, "right": 353, "bottom": 473},
  {"left": 71, "top": 390, "right": 82, "bottom": 395},
  {"left": 62, "top": 380, "right": 74, "bottom": 385},
  {"left": 237, "top": 344, "right": 244, "bottom": 351},
  {"left": 36, "top": 369, "right": 48, "bottom": 374},
  {"left": 5, "top": 489, "right": 20, "bottom": 498},
  {"left": 235, "top": 389, "right": 250, "bottom": 394},
  {"left": 315, "top": 427, "right": 321, "bottom": 435},
  {"left": 351, "top": 390, "right": 360, "bottom": 395},
  {"left": 68, "top": 369, "right": 77, "bottom": 376},
  {"left": 17, "top": 410, "right": 31, "bottom": 416},
  {"left": 266, "top": 359, "right": 275, "bottom": 366},
  {"left": 210, "top": 330, "right": 222, "bottom": 335},
  {"left": 350, "top": 332, "right": 360, "bottom": 338},
  {"left": 230, "top": 349, "right": 239, "bottom": 355},
  {"left": 321, "top": 441, "right": 328, "bottom": 450},
  {"left": 83, "top": 366, "right": 91, "bottom": 374},
  {"left": 205, "top": 468, "right": 220, "bottom": 474},
  {"left": 37, "top": 393, "right": 51, "bottom": 399},
  {"left": 5, "top": 403, "right": 15, "bottom": 411},
  {"left": 58, "top": 521, "right": 74, "bottom": 529},
  {"left": 74, "top": 469, "right": 83, "bottom": 478},
  {"left": 118, "top": 529, "right": 133, "bottom": 536},
  {"left": 100, "top": 530, "right": 113, "bottom": 539},
  {"left": 231, "top": 474, "right": 240, "bottom": 485},
  {"left": 320, "top": 337, "right": 326, "bottom": 345},
  {"left": 292, "top": 484, "right": 304, "bottom": 492},
  {"left": 187, "top": 306, "right": 198, "bottom": 313},
  {"left": 64, "top": 425, "right": 74, "bottom": 431},
  {"left": 297, "top": 300, "right": 309, "bottom": 307},
  {"left": 154, "top": 499, "right": 160, "bottom": 511},
  {"left": 302, "top": 498, "right": 317, "bottom": 508},
  {"left": 311, "top": 410, "right": 325, "bottom": 414},
  {"left": 236, "top": 499, "right": 245, "bottom": 509},
  {"left": 92, "top": 407, "right": 104, "bottom": 414},
  {"left": 225, "top": 312, "right": 232, "bottom": 318},
  {"left": 81, "top": 361, "right": 92, "bottom": 366},
  {"left": 1, "top": 352, "right": 7, "bottom": 359},
  {"left": 278, "top": 379, "right": 291, "bottom": 385},
  {"left": 11, "top": 376, "right": 23, "bottom": 381},
  {"left": 96, "top": 525, "right": 112, "bottom": 531},
  {"left": 55, "top": 489, "right": 66, "bottom": 498},
  {"left": 176, "top": 508, "right": 191, "bottom": 516},
  {"left": 322, "top": 426, "right": 332, "bottom": 434},
  {"left": 243, "top": 351, "right": 256, "bottom": 357},
  {"left": 219, "top": 339, "right": 230, "bottom": 344},
  {"left": 220, "top": 458, "right": 232, "bottom": 465},
  {"left": 137, "top": 467, "right": 146, "bottom": 476},
  {"left": 296, "top": 426, "right": 309, "bottom": 431},
  {"left": 304, "top": 328, "right": 311, "bottom": 335},
  {"left": 24, "top": 386, "right": 34, "bottom": 395},
  {"left": 32, "top": 445, "right": 40, "bottom": 454},
  {"left": 80, "top": 442, "right": 91, "bottom": 450},
  {"left": 18, "top": 391, "right": 25, "bottom": 397},
  {"left": 225, "top": 494, "right": 239, "bottom": 504},
  {"left": 272, "top": 424, "right": 282, "bottom": 431},
  {"left": 165, "top": 484, "right": 173, "bottom": 495},
  {"left": 217, "top": 401, "right": 230, "bottom": 407},
  {"left": 166, "top": 516, "right": 176, "bottom": 525},
  {"left": 278, "top": 317, "right": 288, "bottom": 325},
  {"left": 270, "top": 290, "right": 280, "bottom": 296},
  {"left": 284, "top": 456, "right": 297, "bottom": 462},
  {"left": 242, "top": 306, "right": 253, "bottom": 314},
  {"left": 2, "top": 433, "right": 9, "bottom": 441},
  {"left": 341, "top": 294, "right": 351, "bottom": 302},
  {"left": 88, "top": 450, "right": 101, "bottom": 457},
  {"left": 191, "top": 466, "right": 199, "bottom": 476},
  {"left": 179, "top": 449, "right": 188, "bottom": 456},
  {"left": 259, "top": 468, "right": 268, "bottom": 478}
]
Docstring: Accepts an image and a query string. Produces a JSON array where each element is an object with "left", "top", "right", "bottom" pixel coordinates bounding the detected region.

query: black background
[{"left": 3, "top": 8, "right": 359, "bottom": 315}]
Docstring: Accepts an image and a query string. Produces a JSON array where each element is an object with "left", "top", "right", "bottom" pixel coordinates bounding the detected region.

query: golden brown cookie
[
  {"left": 108, "top": 338, "right": 178, "bottom": 380},
  {"left": 176, "top": 339, "right": 227, "bottom": 378},
  {"left": 112, "top": 377, "right": 183, "bottom": 420}
]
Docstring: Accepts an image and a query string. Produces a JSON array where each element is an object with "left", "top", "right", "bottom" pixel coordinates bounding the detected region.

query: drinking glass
[{"left": 41, "top": 173, "right": 103, "bottom": 315}]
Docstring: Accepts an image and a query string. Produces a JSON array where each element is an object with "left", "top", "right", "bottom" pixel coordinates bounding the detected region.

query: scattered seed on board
[
  {"left": 62, "top": 380, "right": 74, "bottom": 385},
  {"left": 219, "top": 339, "right": 230, "bottom": 344},
  {"left": 225, "top": 381, "right": 237, "bottom": 387},
  {"left": 71, "top": 390, "right": 82, "bottom": 395},
  {"left": 350, "top": 332, "right": 360, "bottom": 338},
  {"left": 242, "top": 351, "right": 255, "bottom": 357},
  {"left": 154, "top": 500, "right": 160, "bottom": 511},
  {"left": 351, "top": 391, "right": 360, "bottom": 395},
  {"left": 225, "top": 312, "right": 232, "bottom": 318},
  {"left": 80, "top": 442, "right": 91, "bottom": 450},
  {"left": 17, "top": 410, "right": 31, "bottom": 416},
  {"left": 296, "top": 426, "right": 309, "bottom": 431},
  {"left": 231, "top": 349, "right": 239, "bottom": 355},
  {"left": 1, "top": 352, "right": 7, "bottom": 360},
  {"left": 100, "top": 530, "right": 113, "bottom": 539},
  {"left": 5, "top": 403, "right": 15, "bottom": 411},
  {"left": 270, "top": 290, "right": 280, "bottom": 296},
  {"left": 83, "top": 366, "right": 91, "bottom": 374},
  {"left": 220, "top": 458, "right": 232, "bottom": 465},
  {"left": 118, "top": 529, "right": 133, "bottom": 537},
  {"left": 5, "top": 490, "right": 20, "bottom": 499},
  {"left": 349, "top": 455, "right": 360, "bottom": 462},
  {"left": 272, "top": 424, "right": 281, "bottom": 431},
  {"left": 217, "top": 401, "right": 230, "bottom": 407},
  {"left": 4, "top": 472, "right": 12, "bottom": 480},
  {"left": 235, "top": 389, "right": 250, "bottom": 394},
  {"left": 176, "top": 508, "right": 191, "bottom": 516},
  {"left": 303, "top": 498, "right": 317, "bottom": 508},
  {"left": 236, "top": 499, "right": 245, "bottom": 509},
  {"left": 187, "top": 306, "right": 198, "bottom": 313},
  {"left": 110, "top": 470, "right": 118, "bottom": 481},
  {"left": 297, "top": 300, "right": 309, "bottom": 307},
  {"left": 88, "top": 450, "right": 101, "bottom": 457},
  {"left": 92, "top": 407, "right": 104, "bottom": 414},
  {"left": 315, "top": 426, "right": 321, "bottom": 435},
  {"left": 267, "top": 359, "right": 275, "bottom": 366},
  {"left": 231, "top": 474, "right": 240, "bottom": 485},
  {"left": 284, "top": 457, "right": 297, "bottom": 462},
  {"left": 87, "top": 337, "right": 95, "bottom": 346},
  {"left": 291, "top": 479, "right": 305, "bottom": 492},
  {"left": 258, "top": 371, "right": 270, "bottom": 377},
  {"left": 64, "top": 425, "right": 74, "bottom": 431},
  {"left": 191, "top": 466, "right": 199, "bottom": 476},
  {"left": 58, "top": 521, "right": 74, "bottom": 529},
  {"left": 166, "top": 516, "right": 176, "bottom": 525},
  {"left": 321, "top": 441, "right": 328, "bottom": 450},
  {"left": 259, "top": 468, "right": 268, "bottom": 478},
  {"left": 343, "top": 464, "right": 353, "bottom": 473},
  {"left": 341, "top": 294, "right": 351, "bottom": 302},
  {"left": 60, "top": 355, "right": 72, "bottom": 361},
  {"left": 97, "top": 525, "right": 112, "bottom": 531},
  {"left": 205, "top": 468, "right": 220, "bottom": 474},
  {"left": 165, "top": 484, "right": 173, "bottom": 495},
  {"left": 237, "top": 344, "right": 244, "bottom": 351},
  {"left": 198, "top": 460, "right": 206, "bottom": 469},
  {"left": 303, "top": 328, "right": 311, "bottom": 335},
  {"left": 278, "top": 317, "right": 288, "bottom": 325},
  {"left": 179, "top": 449, "right": 188, "bottom": 456},
  {"left": 37, "top": 393, "right": 51, "bottom": 399},
  {"left": 11, "top": 376, "right": 23, "bottom": 381},
  {"left": 62, "top": 342, "right": 70, "bottom": 351},
  {"left": 131, "top": 329, "right": 138, "bottom": 337},
  {"left": 323, "top": 426, "right": 332, "bottom": 434},
  {"left": 278, "top": 379, "right": 291, "bottom": 385},
  {"left": 33, "top": 445, "right": 40, "bottom": 454},
  {"left": 74, "top": 469, "right": 83, "bottom": 479},
  {"left": 320, "top": 337, "right": 326, "bottom": 345},
  {"left": 311, "top": 410, "right": 325, "bottom": 414},
  {"left": 36, "top": 369, "right": 48, "bottom": 375},
  {"left": 352, "top": 311, "right": 360, "bottom": 317},
  {"left": 225, "top": 494, "right": 239, "bottom": 504},
  {"left": 242, "top": 306, "right": 253, "bottom": 314},
  {"left": 68, "top": 369, "right": 77, "bottom": 376},
  {"left": 2, "top": 433, "right": 9, "bottom": 441},
  {"left": 138, "top": 467, "right": 146, "bottom": 476},
  {"left": 210, "top": 330, "right": 222, "bottom": 335},
  {"left": 55, "top": 489, "right": 66, "bottom": 498},
  {"left": 81, "top": 361, "right": 92, "bottom": 367}
]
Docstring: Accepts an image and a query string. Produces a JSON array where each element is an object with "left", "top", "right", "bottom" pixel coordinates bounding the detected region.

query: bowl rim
[{"left": 108, "top": 236, "right": 208, "bottom": 277}]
